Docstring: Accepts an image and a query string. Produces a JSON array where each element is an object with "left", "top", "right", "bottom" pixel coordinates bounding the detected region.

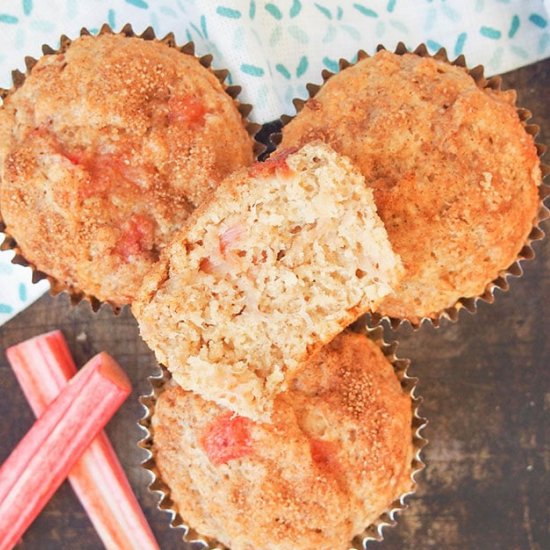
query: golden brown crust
[
  {"left": 282, "top": 50, "right": 541, "bottom": 322},
  {"left": 0, "top": 34, "right": 254, "bottom": 305},
  {"left": 152, "top": 332, "right": 413, "bottom": 550}
]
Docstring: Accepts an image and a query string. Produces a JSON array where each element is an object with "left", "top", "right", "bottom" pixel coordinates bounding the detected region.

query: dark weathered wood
[{"left": 0, "top": 58, "right": 549, "bottom": 550}]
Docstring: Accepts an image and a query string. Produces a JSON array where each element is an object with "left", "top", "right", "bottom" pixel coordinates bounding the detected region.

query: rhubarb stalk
[
  {"left": 6, "top": 331, "right": 159, "bottom": 550},
  {"left": 0, "top": 348, "right": 130, "bottom": 550}
]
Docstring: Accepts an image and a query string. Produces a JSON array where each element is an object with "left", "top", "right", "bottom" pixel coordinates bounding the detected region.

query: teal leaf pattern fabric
[
  {"left": 0, "top": 0, "right": 549, "bottom": 325},
  {"left": 0, "top": 0, "right": 547, "bottom": 123},
  {"left": 0, "top": 251, "right": 48, "bottom": 325}
]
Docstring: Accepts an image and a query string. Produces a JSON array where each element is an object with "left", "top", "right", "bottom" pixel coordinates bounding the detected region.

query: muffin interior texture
[
  {"left": 281, "top": 50, "right": 541, "bottom": 323},
  {"left": 134, "top": 142, "right": 402, "bottom": 421},
  {"left": 151, "top": 332, "right": 414, "bottom": 550},
  {"left": 0, "top": 33, "right": 254, "bottom": 305}
]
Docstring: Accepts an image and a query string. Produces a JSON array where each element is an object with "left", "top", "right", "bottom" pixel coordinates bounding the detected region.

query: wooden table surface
[{"left": 1, "top": 58, "right": 549, "bottom": 550}]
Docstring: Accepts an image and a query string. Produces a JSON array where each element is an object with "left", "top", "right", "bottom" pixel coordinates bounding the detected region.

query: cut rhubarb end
[
  {"left": 94, "top": 352, "right": 132, "bottom": 392},
  {"left": 0, "top": 351, "right": 132, "bottom": 550},
  {"left": 5, "top": 331, "right": 159, "bottom": 550}
]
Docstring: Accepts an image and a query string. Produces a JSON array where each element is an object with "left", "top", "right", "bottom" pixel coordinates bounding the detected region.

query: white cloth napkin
[{"left": 1, "top": 0, "right": 549, "bottom": 325}]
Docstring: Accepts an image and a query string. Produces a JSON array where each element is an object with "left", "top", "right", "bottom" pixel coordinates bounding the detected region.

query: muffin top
[
  {"left": 282, "top": 50, "right": 541, "bottom": 323},
  {"left": 0, "top": 33, "right": 254, "bottom": 305},
  {"left": 152, "top": 331, "right": 414, "bottom": 550}
]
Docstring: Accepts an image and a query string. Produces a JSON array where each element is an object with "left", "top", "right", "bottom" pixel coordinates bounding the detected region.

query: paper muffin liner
[
  {"left": 0, "top": 23, "right": 263, "bottom": 313},
  {"left": 137, "top": 324, "right": 427, "bottom": 549},
  {"left": 269, "top": 42, "right": 550, "bottom": 330}
]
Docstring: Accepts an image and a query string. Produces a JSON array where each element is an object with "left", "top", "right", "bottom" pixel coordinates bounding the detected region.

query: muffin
[
  {"left": 134, "top": 143, "right": 402, "bottom": 420},
  {"left": 0, "top": 31, "right": 254, "bottom": 306},
  {"left": 150, "top": 331, "right": 415, "bottom": 550},
  {"left": 281, "top": 48, "right": 542, "bottom": 324}
]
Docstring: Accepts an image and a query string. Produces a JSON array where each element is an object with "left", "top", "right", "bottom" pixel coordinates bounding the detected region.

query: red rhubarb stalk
[
  {"left": 6, "top": 331, "right": 159, "bottom": 550},
  {"left": 0, "top": 349, "right": 131, "bottom": 550}
]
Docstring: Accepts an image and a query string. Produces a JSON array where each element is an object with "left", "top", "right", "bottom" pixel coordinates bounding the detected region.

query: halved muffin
[{"left": 134, "top": 142, "right": 402, "bottom": 420}]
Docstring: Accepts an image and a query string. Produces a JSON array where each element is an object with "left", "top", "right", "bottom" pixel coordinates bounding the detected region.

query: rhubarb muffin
[
  {"left": 151, "top": 331, "right": 415, "bottom": 550},
  {"left": 281, "top": 49, "right": 541, "bottom": 323},
  {"left": 0, "top": 32, "right": 254, "bottom": 305},
  {"left": 134, "top": 143, "right": 402, "bottom": 421}
]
